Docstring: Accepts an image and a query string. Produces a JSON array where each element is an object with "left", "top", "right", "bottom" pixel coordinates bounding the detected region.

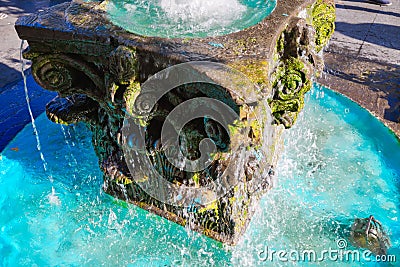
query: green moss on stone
[
  {"left": 228, "top": 60, "right": 269, "bottom": 86},
  {"left": 270, "top": 57, "right": 311, "bottom": 128},
  {"left": 311, "top": 0, "right": 336, "bottom": 52},
  {"left": 123, "top": 81, "right": 141, "bottom": 115},
  {"left": 276, "top": 32, "right": 285, "bottom": 55},
  {"left": 198, "top": 201, "right": 219, "bottom": 219},
  {"left": 49, "top": 115, "right": 71, "bottom": 126}
]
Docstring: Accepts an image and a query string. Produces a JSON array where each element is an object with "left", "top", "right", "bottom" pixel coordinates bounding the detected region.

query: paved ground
[
  {"left": 0, "top": 0, "right": 70, "bottom": 88},
  {"left": 0, "top": 0, "right": 68, "bottom": 151},
  {"left": 0, "top": 0, "right": 399, "bottom": 150},
  {"left": 318, "top": 0, "right": 400, "bottom": 137}
]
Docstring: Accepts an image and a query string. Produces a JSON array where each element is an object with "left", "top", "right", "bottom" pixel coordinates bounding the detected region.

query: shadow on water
[{"left": 0, "top": 74, "right": 56, "bottom": 152}]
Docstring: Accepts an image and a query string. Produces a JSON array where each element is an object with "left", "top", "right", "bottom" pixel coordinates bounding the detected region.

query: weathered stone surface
[
  {"left": 15, "top": 0, "right": 334, "bottom": 244},
  {"left": 46, "top": 94, "right": 99, "bottom": 125}
]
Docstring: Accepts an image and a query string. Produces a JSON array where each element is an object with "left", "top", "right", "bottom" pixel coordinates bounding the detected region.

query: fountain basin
[
  {"left": 14, "top": 0, "right": 335, "bottom": 244},
  {"left": 1, "top": 84, "right": 399, "bottom": 265},
  {"left": 106, "top": 0, "right": 277, "bottom": 38}
]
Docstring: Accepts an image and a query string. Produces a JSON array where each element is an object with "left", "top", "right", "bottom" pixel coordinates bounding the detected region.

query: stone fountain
[{"left": 15, "top": 0, "right": 335, "bottom": 244}]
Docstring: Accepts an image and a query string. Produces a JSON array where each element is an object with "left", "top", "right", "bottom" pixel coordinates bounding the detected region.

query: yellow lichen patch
[
  {"left": 116, "top": 175, "right": 133, "bottom": 185},
  {"left": 198, "top": 201, "right": 219, "bottom": 218},
  {"left": 192, "top": 173, "right": 200, "bottom": 187},
  {"left": 135, "top": 175, "right": 149, "bottom": 183},
  {"left": 230, "top": 37, "right": 258, "bottom": 55},
  {"left": 47, "top": 114, "right": 71, "bottom": 126},
  {"left": 228, "top": 60, "right": 269, "bottom": 87},
  {"left": 228, "top": 119, "right": 246, "bottom": 137},
  {"left": 123, "top": 81, "right": 141, "bottom": 115},
  {"left": 22, "top": 51, "right": 41, "bottom": 61},
  {"left": 239, "top": 105, "right": 263, "bottom": 144},
  {"left": 210, "top": 151, "right": 228, "bottom": 161},
  {"left": 203, "top": 228, "right": 213, "bottom": 237},
  {"left": 249, "top": 119, "right": 262, "bottom": 144}
]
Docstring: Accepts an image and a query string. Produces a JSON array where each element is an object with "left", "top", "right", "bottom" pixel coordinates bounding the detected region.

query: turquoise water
[
  {"left": 105, "top": 0, "right": 277, "bottom": 38},
  {"left": 1, "top": 84, "right": 399, "bottom": 266}
]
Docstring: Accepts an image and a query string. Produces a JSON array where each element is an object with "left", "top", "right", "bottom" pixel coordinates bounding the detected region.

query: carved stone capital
[{"left": 15, "top": 0, "right": 335, "bottom": 244}]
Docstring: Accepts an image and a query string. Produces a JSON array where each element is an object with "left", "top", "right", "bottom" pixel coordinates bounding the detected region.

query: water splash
[
  {"left": 159, "top": 0, "right": 246, "bottom": 29},
  {"left": 48, "top": 186, "right": 61, "bottom": 206},
  {"left": 60, "top": 124, "right": 78, "bottom": 166},
  {"left": 107, "top": 0, "right": 277, "bottom": 38},
  {"left": 229, "top": 85, "right": 400, "bottom": 265}
]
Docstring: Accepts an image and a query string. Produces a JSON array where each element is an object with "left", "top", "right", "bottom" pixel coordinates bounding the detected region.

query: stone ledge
[{"left": 319, "top": 48, "right": 400, "bottom": 139}]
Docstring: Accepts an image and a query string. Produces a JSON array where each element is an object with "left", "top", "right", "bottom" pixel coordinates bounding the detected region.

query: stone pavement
[
  {"left": 318, "top": 0, "right": 400, "bottom": 137},
  {"left": 0, "top": 0, "right": 69, "bottom": 88},
  {"left": 0, "top": 0, "right": 68, "bottom": 151}
]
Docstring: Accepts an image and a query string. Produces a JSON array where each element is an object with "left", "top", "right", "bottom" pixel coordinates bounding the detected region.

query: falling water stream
[
  {"left": 19, "top": 40, "right": 60, "bottom": 206},
  {"left": 19, "top": 41, "right": 47, "bottom": 174}
]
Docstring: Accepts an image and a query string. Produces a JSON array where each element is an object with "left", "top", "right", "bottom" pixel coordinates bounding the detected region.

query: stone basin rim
[
  {"left": 104, "top": 0, "right": 278, "bottom": 39},
  {"left": 15, "top": 0, "right": 319, "bottom": 66}
]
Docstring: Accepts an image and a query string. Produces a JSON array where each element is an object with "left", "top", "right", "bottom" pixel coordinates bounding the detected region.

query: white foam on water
[
  {"left": 48, "top": 186, "right": 61, "bottom": 206},
  {"left": 112, "top": 0, "right": 255, "bottom": 37},
  {"left": 159, "top": 0, "right": 246, "bottom": 29},
  {"left": 123, "top": 3, "right": 137, "bottom": 12}
]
